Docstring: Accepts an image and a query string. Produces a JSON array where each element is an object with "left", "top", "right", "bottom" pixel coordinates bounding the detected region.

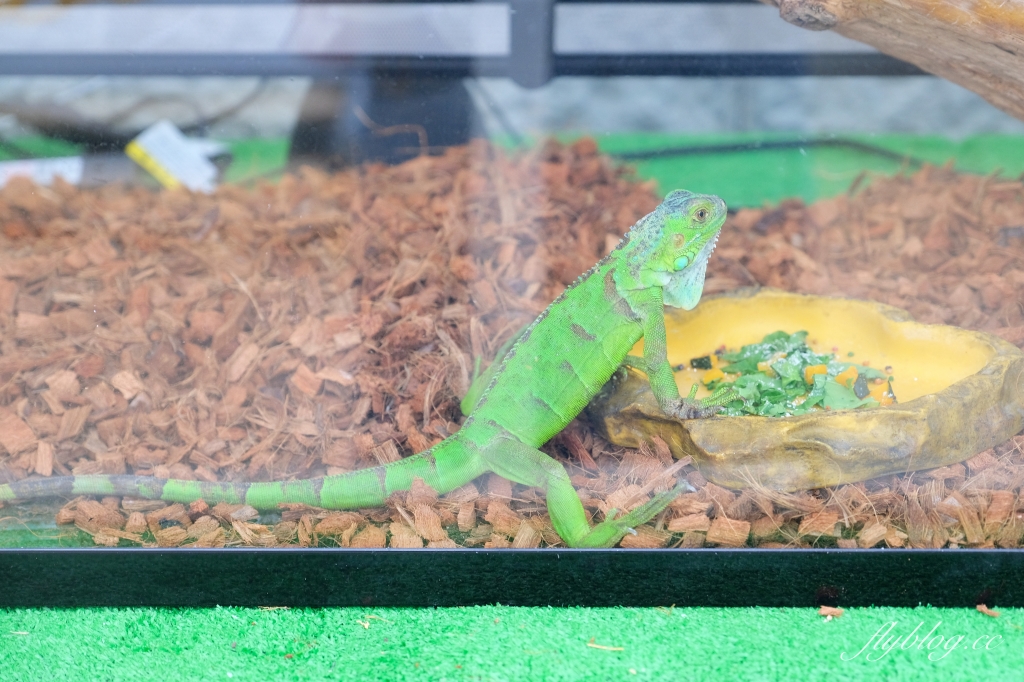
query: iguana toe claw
[
  {"left": 667, "top": 398, "right": 723, "bottom": 420},
  {"left": 667, "top": 383, "right": 738, "bottom": 419}
]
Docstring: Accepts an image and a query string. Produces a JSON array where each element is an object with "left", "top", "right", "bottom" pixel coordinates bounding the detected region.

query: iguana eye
[{"left": 695, "top": 208, "right": 709, "bottom": 221}]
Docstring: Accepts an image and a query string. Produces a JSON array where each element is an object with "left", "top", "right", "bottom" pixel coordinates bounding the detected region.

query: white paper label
[
  {"left": 126, "top": 120, "right": 218, "bottom": 193},
  {"left": 0, "top": 156, "right": 84, "bottom": 188}
]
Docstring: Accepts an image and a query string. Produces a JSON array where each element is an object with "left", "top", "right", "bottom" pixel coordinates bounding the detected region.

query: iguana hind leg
[{"left": 480, "top": 434, "right": 682, "bottom": 548}]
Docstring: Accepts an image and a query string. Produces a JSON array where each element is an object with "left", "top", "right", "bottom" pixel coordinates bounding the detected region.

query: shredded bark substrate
[{"left": 0, "top": 139, "right": 1022, "bottom": 549}]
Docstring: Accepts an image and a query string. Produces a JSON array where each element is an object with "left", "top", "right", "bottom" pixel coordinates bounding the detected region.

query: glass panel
[{"left": 0, "top": 0, "right": 1022, "bottom": 552}]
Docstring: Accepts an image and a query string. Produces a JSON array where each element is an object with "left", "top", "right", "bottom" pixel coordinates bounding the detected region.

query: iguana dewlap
[{"left": 0, "top": 190, "right": 728, "bottom": 548}]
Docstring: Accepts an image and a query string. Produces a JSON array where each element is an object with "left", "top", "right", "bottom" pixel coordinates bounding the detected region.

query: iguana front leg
[{"left": 630, "top": 289, "right": 732, "bottom": 419}]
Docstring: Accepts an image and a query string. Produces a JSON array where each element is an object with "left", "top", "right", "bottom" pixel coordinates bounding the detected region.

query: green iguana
[{"left": 0, "top": 189, "right": 731, "bottom": 547}]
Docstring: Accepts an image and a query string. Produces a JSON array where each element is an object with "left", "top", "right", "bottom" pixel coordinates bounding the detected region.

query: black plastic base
[{"left": 0, "top": 548, "right": 1018, "bottom": 608}]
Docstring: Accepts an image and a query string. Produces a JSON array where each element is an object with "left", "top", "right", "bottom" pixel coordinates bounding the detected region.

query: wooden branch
[{"left": 764, "top": 0, "right": 1024, "bottom": 123}]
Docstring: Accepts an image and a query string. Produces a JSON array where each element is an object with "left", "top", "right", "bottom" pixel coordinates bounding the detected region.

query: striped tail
[{"left": 0, "top": 432, "right": 489, "bottom": 510}]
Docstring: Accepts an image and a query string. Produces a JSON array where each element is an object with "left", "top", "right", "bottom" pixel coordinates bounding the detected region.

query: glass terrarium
[{"left": 1, "top": 0, "right": 1023, "bottom": 606}]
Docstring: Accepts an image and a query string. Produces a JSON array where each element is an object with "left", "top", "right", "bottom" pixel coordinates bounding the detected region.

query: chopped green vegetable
[
  {"left": 822, "top": 379, "right": 878, "bottom": 411},
  {"left": 703, "top": 330, "right": 886, "bottom": 417}
]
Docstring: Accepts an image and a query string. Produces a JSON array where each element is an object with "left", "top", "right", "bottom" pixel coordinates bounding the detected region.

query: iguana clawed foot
[
  {"left": 574, "top": 483, "right": 692, "bottom": 548},
  {"left": 666, "top": 383, "right": 737, "bottom": 419}
]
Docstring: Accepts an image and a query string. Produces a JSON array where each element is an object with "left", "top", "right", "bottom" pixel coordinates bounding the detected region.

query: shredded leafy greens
[{"left": 699, "top": 330, "right": 889, "bottom": 417}]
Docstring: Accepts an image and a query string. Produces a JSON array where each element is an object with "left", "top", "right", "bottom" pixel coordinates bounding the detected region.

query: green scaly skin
[{"left": 0, "top": 190, "right": 729, "bottom": 548}]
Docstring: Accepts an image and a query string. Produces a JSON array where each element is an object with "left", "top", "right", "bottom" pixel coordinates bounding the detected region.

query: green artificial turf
[
  {"left": 594, "top": 133, "right": 1024, "bottom": 208},
  {"left": 0, "top": 135, "right": 82, "bottom": 160},
  {"left": 0, "top": 605, "right": 1020, "bottom": 681}
]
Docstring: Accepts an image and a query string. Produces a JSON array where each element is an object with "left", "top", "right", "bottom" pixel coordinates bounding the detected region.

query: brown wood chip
[
  {"left": 186, "top": 515, "right": 222, "bottom": 540},
  {"left": 288, "top": 363, "right": 322, "bottom": 397},
  {"left": 750, "top": 515, "right": 783, "bottom": 540},
  {"left": 985, "top": 491, "right": 1016, "bottom": 529},
  {"left": 483, "top": 534, "right": 512, "bottom": 549},
  {"left": 0, "top": 408, "right": 37, "bottom": 454},
  {"left": 350, "top": 524, "right": 387, "bottom": 548},
  {"left": 670, "top": 493, "right": 713, "bottom": 516},
  {"left": 797, "top": 511, "right": 840, "bottom": 538},
  {"left": 297, "top": 514, "right": 314, "bottom": 547},
  {"left": 314, "top": 512, "right": 363, "bottom": 537},
  {"left": 966, "top": 450, "right": 999, "bottom": 473},
  {"left": 33, "top": 441, "right": 54, "bottom": 477},
  {"left": 678, "top": 532, "right": 706, "bottom": 548},
  {"left": 413, "top": 504, "right": 449, "bottom": 542},
  {"left": 154, "top": 526, "right": 189, "bottom": 547},
  {"left": 667, "top": 513, "right": 712, "bottom": 533},
  {"left": 706, "top": 517, "right": 751, "bottom": 547},
  {"left": 619, "top": 526, "right": 671, "bottom": 548},
  {"left": 510, "top": 519, "right": 542, "bottom": 549},
  {"left": 188, "top": 499, "right": 211, "bottom": 518},
  {"left": 457, "top": 501, "right": 477, "bottom": 532},
  {"left": 73, "top": 499, "right": 125, "bottom": 533},
  {"left": 427, "top": 538, "right": 459, "bottom": 548},
  {"left": 55, "top": 406, "right": 91, "bottom": 442},
  {"left": 484, "top": 500, "right": 522, "bottom": 538},
  {"left": 228, "top": 505, "right": 260, "bottom": 522},
  {"left": 193, "top": 527, "right": 226, "bottom": 548},
  {"left": 272, "top": 521, "right": 298, "bottom": 544},
  {"left": 388, "top": 522, "right": 424, "bottom": 548},
  {"left": 605, "top": 484, "right": 647, "bottom": 513},
  {"left": 701, "top": 483, "right": 737, "bottom": 515},
  {"left": 408, "top": 477, "right": 439, "bottom": 508},
  {"left": 145, "top": 504, "right": 191, "bottom": 534},
  {"left": 857, "top": 521, "right": 889, "bottom": 549},
  {"left": 124, "top": 511, "right": 148, "bottom": 535},
  {"left": 55, "top": 499, "right": 79, "bottom": 526}
]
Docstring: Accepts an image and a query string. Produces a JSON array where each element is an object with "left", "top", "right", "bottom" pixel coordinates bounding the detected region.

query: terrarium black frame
[
  {"left": 0, "top": 548, "right": 1022, "bottom": 608},
  {"left": 2, "top": 0, "right": 1006, "bottom": 610}
]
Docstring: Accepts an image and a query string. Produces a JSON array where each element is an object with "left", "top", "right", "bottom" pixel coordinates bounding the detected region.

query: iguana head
[{"left": 628, "top": 189, "right": 727, "bottom": 309}]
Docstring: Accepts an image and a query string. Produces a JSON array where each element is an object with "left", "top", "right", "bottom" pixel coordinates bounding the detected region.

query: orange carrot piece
[
  {"left": 834, "top": 366, "right": 858, "bottom": 388},
  {"left": 804, "top": 364, "right": 828, "bottom": 384}
]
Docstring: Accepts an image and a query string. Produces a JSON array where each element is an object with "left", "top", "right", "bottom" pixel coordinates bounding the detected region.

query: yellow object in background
[
  {"left": 125, "top": 140, "right": 181, "bottom": 190},
  {"left": 125, "top": 120, "right": 218, "bottom": 193}
]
